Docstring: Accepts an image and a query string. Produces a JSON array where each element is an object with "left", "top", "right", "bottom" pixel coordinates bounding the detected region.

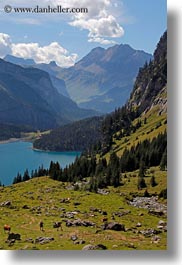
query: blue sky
[{"left": 0, "top": 0, "right": 166, "bottom": 67}]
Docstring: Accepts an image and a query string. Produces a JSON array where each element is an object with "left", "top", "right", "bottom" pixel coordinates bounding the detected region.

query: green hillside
[
  {"left": 104, "top": 106, "right": 167, "bottom": 161},
  {"left": 0, "top": 32, "right": 167, "bottom": 251},
  {"left": 0, "top": 174, "right": 166, "bottom": 250}
]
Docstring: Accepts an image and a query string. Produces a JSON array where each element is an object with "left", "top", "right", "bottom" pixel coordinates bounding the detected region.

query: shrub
[{"left": 159, "top": 188, "right": 167, "bottom": 199}]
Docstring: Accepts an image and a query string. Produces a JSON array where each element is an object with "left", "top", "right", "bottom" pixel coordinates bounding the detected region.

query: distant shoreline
[
  {"left": 0, "top": 138, "right": 82, "bottom": 154},
  {"left": 0, "top": 137, "right": 33, "bottom": 145},
  {"left": 33, "top": 147, "right": 82, "bottom": 154},
  {"left": 0, "top": 138, "right": 21, "bottom": 144}
]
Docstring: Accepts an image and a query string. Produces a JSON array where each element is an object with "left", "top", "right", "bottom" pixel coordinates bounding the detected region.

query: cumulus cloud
[
  {"left": 4, "top": 0, "right": 124, "bottom": 45},
  {"left": 68, "top": 0, "right": 124, "bottom": 44},
  {"left": 0, "top": 33, "right": 78, "bottom": 67},
  {"left": 70, "top": 14, "right": 124, "bottom": 44},
  {"left": 0, "top": 33, "right": 12, "bottom": 57},
  {"left": 12, "top": 42, "right": 78, "bottom": 67},
  {"left": 88, "top": 37, "right": 116, "bottom": 45}
]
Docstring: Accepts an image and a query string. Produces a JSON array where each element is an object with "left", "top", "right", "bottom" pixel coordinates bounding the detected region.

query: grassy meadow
[{"left": 0, "top": 167, "right": 167, "bottom": 250}]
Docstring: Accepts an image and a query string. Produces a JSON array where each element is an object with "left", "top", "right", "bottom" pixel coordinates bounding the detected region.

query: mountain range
[
  {"left": 4, "top": 44, "right": 152, "bottom": 114},
  {"left": 57, "top": 44, "right": 152, "bottom": 113},
  {"left": 0, "top": 59, "right": 98, "bottom": 130},
  {"left": 4, "top": 55, "right": 69, "bottom": 98},
  {"left": 33, "top": 32, "right": 167, "bottom": 153}
]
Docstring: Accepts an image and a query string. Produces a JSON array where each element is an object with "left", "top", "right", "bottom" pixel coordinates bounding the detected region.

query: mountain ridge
[
  {"left": 57, "top": 43, "right": 152, "bottom": 112},
  {"left": 0, "top": 59, "right": 99, "bottom": 130},
  {"left": 4, "top": 43, "right": 152, "bottom": 113},
  {"left": 33, "top": 32, "right": 166, "bottom": 154}
]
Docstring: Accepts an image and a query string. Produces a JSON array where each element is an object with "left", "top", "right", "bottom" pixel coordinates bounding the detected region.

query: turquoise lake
[{"left": 0, "top": 141, "right": 80, "bottom": 186}]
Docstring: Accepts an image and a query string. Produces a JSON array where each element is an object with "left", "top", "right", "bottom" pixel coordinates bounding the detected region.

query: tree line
[
  {"left": 33, "top": 116, "right": 103, "bottom": 152},
  {"left": 14, "top": 131, "right": 166, "bottom": 193},
  {"left": 12, "top": 165, "right": 48, "bottom": 184}
]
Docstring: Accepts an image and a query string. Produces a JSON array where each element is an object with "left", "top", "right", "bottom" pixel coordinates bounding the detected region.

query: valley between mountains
[{"left": 0, "top": 32, "right": 167, "bottom": 250}]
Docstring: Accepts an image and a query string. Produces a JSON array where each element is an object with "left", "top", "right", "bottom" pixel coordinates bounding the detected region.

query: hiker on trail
[{"left": 39, "top": 221, "right": 44, "bottom": 231}]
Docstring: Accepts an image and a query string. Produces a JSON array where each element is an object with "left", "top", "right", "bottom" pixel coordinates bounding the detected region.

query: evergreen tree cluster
[
  {"left": 48, "top": 152, "right": 121, "bottom": 192},
  {"left": 47, "top": 131, "right": 166, "bottom": 191},
  {"left": 13, "top": 130, "right": 166, "bottom": 191},
  {"left": 120, "top": 131, "right": 167, "bottom": 172},
  {"left": 100, "top": 105, "right": 138, "bottom": 155},
  {"left": 12, "top": 165, "right": 48, "bottom": 184},
  {"left": 0, "top": 123, "right": 32, "bottom": 141},
  {"left": 33, "top": 116, "right": 103, "bottom": 152}
]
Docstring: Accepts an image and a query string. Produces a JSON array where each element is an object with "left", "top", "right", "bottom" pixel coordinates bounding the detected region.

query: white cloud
[
  {"left": 0, "top": 33, "right": 12, "bottom": 57},
  {"left": 68, "top": 0, "right": 124, "bottom": 44},
  {"left": 71, "top": 14, "right": 124, "bottom": 38},
  {"left": 3, "top": 0, "right": 125, "bottom": 45},
  {"left": 0, "top": 33, "right": 78, "bottom": 67},
  {"left": 88, "top": 37, "right": 116, "bottom": 45},
  {"left": 12, "top": 41, "right": 78, "bottom": 67}
]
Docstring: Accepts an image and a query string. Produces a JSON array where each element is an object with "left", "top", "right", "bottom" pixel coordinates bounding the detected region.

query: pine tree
[
  {"left": 23, "top": 169, "right": 30, "bottom": 182},
  {"left": 160, "top": 148, "right": 167, "bottom": 170},
  {"left": 139, "top": 161, "right": 146, "bottom": 178},
  {"left": 137, "top": 176, "right": 147, "bottom": 190},
  {"left": 13, "top": 177, "right": 17, "bottom": 184},
  {"left": 144, "top": 189, "right": 150, "bottom": 197},
  {"left": 150, "top": 175, "right": 157, "bottom": 187},
  {"left": 15, "top": 172, "right": 22, "bottom": 183},
  {"left": 137, "top": 162, "right": 147, "bottom": 189},
  {"left": 109, "top": 152, "right": 120, "bottom": 187},
  {"left": 89, "top": 176, "right": 98, "bottom": 193}
]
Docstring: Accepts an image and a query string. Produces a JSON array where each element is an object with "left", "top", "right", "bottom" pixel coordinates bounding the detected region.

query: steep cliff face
[{"left": 129, "top": 31, "right": 167, "bottom": 115}]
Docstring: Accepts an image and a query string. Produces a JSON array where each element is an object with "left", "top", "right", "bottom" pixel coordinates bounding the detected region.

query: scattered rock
[
  {"left": 151, "top": 235, "right": 161, "bottom": 244},
  {"left": 125, "top": 228, "right": 133, "bottom": 232},
  {"left": 60, "top": 198, "right": 70, "bottom": 203},
  {"left": 90, "top": 207, "right": 101, "bottom": 213},
  {"left": 97, "top": 189, "right": 109, "bottom": 195},
  {"left": 66, "top": 219, "right": 95, "bottom": 227},
  {"left": 0, "top": 201, "right": 11, "bottom": 207},
  {"left": 136, "top": 222, "right": 142, "bottom": 227},
  {"left": 71, "top": 235, "right": 78, "bottom": 241},
  {"left": 158, "top": 220, "right": 166, "bottom": 226},
  {"left": 25, "top": 238, "right": 34, "bottom": 243},
  {"left": 102, "top": 222, "right": 125, "bottom": 231},
  {"left": 112, "top": 245, "right": 118, "bottom": 249},
  {"left": 96, "top": 244, "right": 107, "bottom": 250},
  {"left": 8, "top": 239, "right": 16, "bottom": 246},
  {"left": 113, "top": 210, "right": 130, "bottom": 217},
  {"left": 35, "top": 237, "right": 54, "bottom": 244},
  {"left": 73, "top": 202, "right": 81, "bottom": 206},
  {"left": 139, "top": 229, "right": 161, "bottom": 237},
  {"left": 129, "top": 196, "right": 167, "bottom": 217},
  {"left": 157, "top": 220, "right": 167, "bottom": 231},
  {"left": 66, "top": 211, "right": 79, "bottom": 218},
  {"left": 82, "top": 244, "right": 95, "bottom": 250},
  {"left": 125, "top": 243, "right": 137, "bottom": 249},
  {"left": 74, "top": 240, "right": 85, "bottom": 245},
  {"left": 22, "top": 205, "right": 29, "bottom": 209},
  {"left": 139, "top": 213, "right": 144, "bottom": 216},
  {"left": 82, "top": 244, "right": 107, "bottom": 250},
  {"left": 148, "top": 210, "right": 165, "bottom": 217}
]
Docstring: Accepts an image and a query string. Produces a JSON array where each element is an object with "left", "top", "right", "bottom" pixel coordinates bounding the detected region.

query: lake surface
[{"left": 0, "top": 141, "right": 80, "bottom": 186}]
